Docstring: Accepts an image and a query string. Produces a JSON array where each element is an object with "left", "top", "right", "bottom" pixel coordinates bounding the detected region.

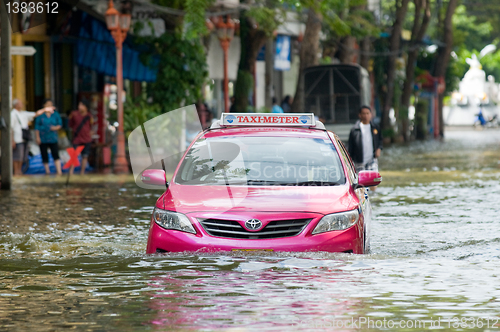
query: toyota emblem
[{"left": 245, "top": 219, "right": 262, "bottom": 230}]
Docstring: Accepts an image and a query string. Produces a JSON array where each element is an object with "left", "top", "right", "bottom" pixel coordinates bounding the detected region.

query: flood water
[{"left": 1, "top": 128, "right": 500, "bottom": 331}]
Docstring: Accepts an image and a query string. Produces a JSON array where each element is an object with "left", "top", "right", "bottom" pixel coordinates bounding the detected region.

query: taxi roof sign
[{"left": 219, "top": 113, "right": 317, "bottom": 127}]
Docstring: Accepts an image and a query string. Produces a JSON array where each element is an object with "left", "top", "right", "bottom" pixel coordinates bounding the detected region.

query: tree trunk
[
  {"left": 233, "top": 12, "right": 268, "bottom": 113},
  {"left": 433, "top": 0, "right": 458, "bottom": 138},
  {"left": 401, "top": 0, "right": 431, "bottom": 141},
  {"left": 338, "top": 36, "right": 356, "bottom": 64},
  {"left": 382, "top": 0, "right": 410, "bottom": 133},
  {"left": 264, "top": 38, "right": 274, "bottom": 109},
  {"left": 359, "top": 36, "right": 371, "bottom": 70},
  {"left": 355, "top": 2, "right": 370, "bottom": 70},
  {"left": 291, "top": 8, "right": 323, "bottom": 113}
]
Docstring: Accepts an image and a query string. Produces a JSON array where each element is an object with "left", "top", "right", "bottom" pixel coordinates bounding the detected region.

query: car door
[{"left": 331, "top": 134, "right": 371, "bottom": 252}]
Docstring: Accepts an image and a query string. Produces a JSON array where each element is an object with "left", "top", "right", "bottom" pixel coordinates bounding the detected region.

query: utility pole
[{"left": 1, "top": 2, "right": 13, "bottom": 190}]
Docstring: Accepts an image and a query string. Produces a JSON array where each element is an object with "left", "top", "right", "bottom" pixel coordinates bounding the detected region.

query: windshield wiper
[
  {"left": 246, "top": 180, "right": 286, "bottom": 185},
  {"left": 245, "top": 180, "right": 342, "bottom": 186},
  {"left": 293, "top": 181, "right": 341, "bottom": 186}
]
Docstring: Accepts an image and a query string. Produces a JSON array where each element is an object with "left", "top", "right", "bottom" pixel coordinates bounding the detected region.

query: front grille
[{"left": 198, "top": 218, "right": 311, "bottom": 239}]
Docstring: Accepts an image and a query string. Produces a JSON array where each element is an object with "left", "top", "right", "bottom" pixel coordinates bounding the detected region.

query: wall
[
  {"left": 255, "top": 61, "right": 265, "bottom": 110},
  {"left": 282, "top": 55, "right": 299, "bottom": 100},
  {"left": 206, "top": 35, "right": 241, "bottom": 81}
]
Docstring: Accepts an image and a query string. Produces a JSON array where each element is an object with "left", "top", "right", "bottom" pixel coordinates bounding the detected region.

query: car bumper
[{"left": 146, "top": 212, "right": 364, "bottom": 254}]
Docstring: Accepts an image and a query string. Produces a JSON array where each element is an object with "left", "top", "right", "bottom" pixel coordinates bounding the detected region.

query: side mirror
[
  {"left": 357, "top": 171, "right": 382, "bottom": 187},
  {"left": 141, "top": 169, "right": 167, "bottom": 187}
]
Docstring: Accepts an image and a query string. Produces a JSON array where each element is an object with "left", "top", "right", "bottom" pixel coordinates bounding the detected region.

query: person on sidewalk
[
  {"left": 229, "top": 96, "right": 236, "bottom": 113},
  {"left": 271, "top": 97, "right": 284, "bottom": 113},
  {"left": 11, "top": 99, "right": 48, "bottom": 176},
  {"left": 348, "top": 105, "right": 383, "bottom": 172},
  {"left": 68, "top": 100, "right": 93, "bottom": 175},
  {"left": 35, "top": 99, "right": 62, "bottom": 175},
  {"left": 281, "top": 95, "right": 293, "bottom": 113}
]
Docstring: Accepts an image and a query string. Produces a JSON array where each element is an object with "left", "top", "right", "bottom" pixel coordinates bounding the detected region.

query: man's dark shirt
[{"left": 348, "top": 120, "right": 383, "bottom": 164}]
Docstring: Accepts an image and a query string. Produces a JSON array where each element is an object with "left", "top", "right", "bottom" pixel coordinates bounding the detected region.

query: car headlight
[
  {"left": 153, "top": 208, "right": 196, "bottom": 234},
  {"left": 312, "top": 209, "right": 359, "bottom": 234}
]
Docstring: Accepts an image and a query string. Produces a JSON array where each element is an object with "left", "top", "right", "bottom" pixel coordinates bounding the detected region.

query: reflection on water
[{"left": 1, "top": 130, "right": 500, "bottom": 331}]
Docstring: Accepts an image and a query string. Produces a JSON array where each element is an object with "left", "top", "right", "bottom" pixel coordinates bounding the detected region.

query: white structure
[
  {"left": 458, "top": 55, "right": 488, "bottom": 105},
  {"left": 446, "top": 54, "right": 500, "bottom": 125}
]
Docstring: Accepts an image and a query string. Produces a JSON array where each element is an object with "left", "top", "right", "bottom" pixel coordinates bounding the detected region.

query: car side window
[{"left": 336, "top": 138, "right": 357, "bottom": 183}]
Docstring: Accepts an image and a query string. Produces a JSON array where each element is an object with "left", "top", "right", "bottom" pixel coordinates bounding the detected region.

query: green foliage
[
  {"left": 347, "top": 8, "right": 380, "bottom": 38},
  {"left": 113, "top": 97, "right": 163, "bottom": 138},
  {"left": 453, "top": 5, "right": 492, "bottom": 52},
  {"left": 415, "top": 99, "right": 428, "bottom": 140},
  {"left": 373, "top": 37, "right": 390, "bottom": 102},
  {"left": 151, "top": 0, "right": 213, "bottom": 38},
  {"left": 285, "top": 0, "right": 377, "bottom": 39},
  {"left": 246, "top": 4, "right": 284, "bottom": 37},
  {"left": 323, "top": 11, "right": 352, "bottom": 37},
  {"left": 320, "top": 56, "right": 333, "bottom": 64},
  {"left": 444, "top": 5, "right": 500, "bottom": 92},
  {"left": 152, "top": 0, "right": 184, "bottom": 8},
  {"left": 319, "top": 0, "right": 378, "bottom": 64},
  {"left": 234, "top": 70, "right": 254, "bottom": 112},
  {"left": 453, "top": 48, "right": 473, "bottom": 80},
  {"left": 183, "top": 0, "right": 214, "bottom": 40},
  {"left": 455, "top": 47, "right": 500, "bottom": 84},
  {"left": 448, "top": 5, "right": 500, "bottom": 89},
  {"left": 479, "top": 49, "right": 500, "bottom": 82},
  {"left": 232, "top": 2, "right": 282, "bottom": 113},
  {"left": 444, "top": 55, "right": 460, "bottom": 94},
  {"left": 379, "top": 0, "right": 410, "bottom": 28},
  {"left": 415, "top": 49, "right": 459, "bottom": 94},
  {"left": 322, "top": 0, "right": 378, "bottom": 38},
  {"left": 135, "top": 32, "right": 208, "bottom": 113},
  {"left": 382, "top": 128, "right": 395, "bottom": 139},
  {"left": 464, "top": 0, "right": 500, "bottom": 43}
]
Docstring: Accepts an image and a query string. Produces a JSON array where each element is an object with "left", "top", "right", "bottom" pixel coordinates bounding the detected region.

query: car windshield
[{"left": 175, "top": 135, "right": 346, "bottom": 186}]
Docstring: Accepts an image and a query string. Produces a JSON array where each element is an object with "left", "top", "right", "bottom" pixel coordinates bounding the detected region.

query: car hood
[{"left": 159, "top": 184, "right": 357, "bottom": 215}]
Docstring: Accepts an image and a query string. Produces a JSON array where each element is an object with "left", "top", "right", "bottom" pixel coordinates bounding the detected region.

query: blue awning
[{"left": 76, "top": 12, "right": 159, "bottom": 82}]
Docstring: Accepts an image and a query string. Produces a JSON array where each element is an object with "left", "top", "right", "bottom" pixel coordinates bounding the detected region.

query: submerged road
[{"left": 0, "top": 128, "right": 499, "bottom": 331}]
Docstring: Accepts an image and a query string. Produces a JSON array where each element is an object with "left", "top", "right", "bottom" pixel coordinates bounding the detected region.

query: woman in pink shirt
[{"left": 68, "top": 100, "right": 93, "bottom": 175}]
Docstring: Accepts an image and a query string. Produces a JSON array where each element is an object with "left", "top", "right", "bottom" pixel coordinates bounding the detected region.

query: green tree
[
  {"left": 321, "top": 0, "right": 378, "bottom": 66},
  {"left": 128, "top": 0, "right": 212, "bottom": 117},
  {"left": 382, "top": 0, "right": 410, "bottom": 132},
  {"left": 449, "top": 5, "right": 494, "bottom": 81},
  {"left": 290, "top": 1, "right": 323, "bottom": 113},
  {"left": 120, "top": 97, "right": 163, "bottom": 138},
  {"left": 464, "top": 0, "right": 500, "bottom": 43},
  {"left": 453, "top": 5, "right": 492, "bottom": 53},
  {"left": 291, "top": 0, "right": 374, "bottom": 112},
  {"left": 152, "top": 0, "right": 214, "bottom": 37},
  {"left": 136, "top": 32, "right": 208, "bottom": 112},
  {"left": 400, "top": 0, "right": 431, "bottom": 141},
  {"left": 433, "top": 0, "right": 459, "bottom": 137},
  {"left": 233, "top": 1, "right": 285, "bottom": 113}
]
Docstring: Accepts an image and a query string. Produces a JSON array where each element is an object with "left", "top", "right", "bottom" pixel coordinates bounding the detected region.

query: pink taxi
[{"left": 144, "top": 113, "right": 381, "bottom": 254}]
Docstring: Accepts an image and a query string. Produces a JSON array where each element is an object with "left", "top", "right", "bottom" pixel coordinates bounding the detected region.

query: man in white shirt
[
  {"left": 348, "top": 105, "right": 383, "bottom": 172},
  {"left": 11, "top": 99, "right": 47, "bottom": 176}
]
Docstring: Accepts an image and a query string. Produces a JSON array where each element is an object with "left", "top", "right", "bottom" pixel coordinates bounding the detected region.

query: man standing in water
[
  {"left": 348, "top": 105, "right": 383, "bottom": 172},
  {"left": 69, "top": 100, "right": 93, "bottom": 175}
]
